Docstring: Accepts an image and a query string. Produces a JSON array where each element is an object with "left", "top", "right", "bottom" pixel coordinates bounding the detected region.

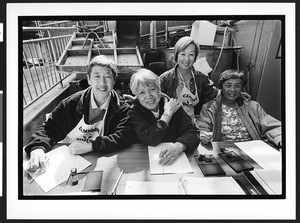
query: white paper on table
[
  {"left": 234, "top": 140, "right": 281, "bottom": 170},
  {"left": 23, "top": 145, "right": 91, "bottom": 193},
  {"left": 250, "top": 169, "right": 282, "bottom": 195},
  {"left": 125, "top": 180, "right": 184, "bottom": 195},
  {"left": 181, "top": 176, "right": 246, "bottom": 195},
  {"left": 124, "top": 176, "right": 245, "bottom": 195},
  {"left": 52, "top": 191, "right": 100, "bottom": 196},
  {"left": 148, "top": 143, "right": 193, "bottom": 175}
]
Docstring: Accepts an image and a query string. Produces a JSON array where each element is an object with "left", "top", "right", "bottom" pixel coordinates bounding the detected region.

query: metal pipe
[
  {"left": 23, "top": 26, "right": 77, "bottom": 31},
  {"left": 38, "top": 41, "right": 51, "bottom": 88}
]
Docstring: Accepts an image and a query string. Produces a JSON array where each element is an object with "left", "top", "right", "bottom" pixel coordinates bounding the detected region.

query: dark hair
[
  {"left": 174, "top": 36, "right": 200, "bottom": 62},
  {"left": 218, "top": 69, "right": 247, "bottom": 88},
  {"left": 87, "top": 55, "right": 118, "bottom": 79}
]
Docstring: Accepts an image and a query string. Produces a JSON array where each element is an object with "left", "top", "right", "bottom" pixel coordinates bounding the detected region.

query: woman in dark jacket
[
  {"left": 159, "top": 36, "right": 250, "bottom": 121},
  {"left": 129, "top": 68, "right": 200, "bottom": 166},
  {"left": 159, "top": 36, "right": 219, "bottom": 120}
]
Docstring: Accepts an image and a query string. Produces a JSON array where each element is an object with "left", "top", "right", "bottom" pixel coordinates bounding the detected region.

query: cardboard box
[{"left": 190, "top": 20, "right": 217, "bottom": 46}]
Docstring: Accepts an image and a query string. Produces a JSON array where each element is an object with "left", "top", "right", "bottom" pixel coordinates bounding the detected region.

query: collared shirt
[
  {"left": 88, "top": 91, "right": 111, "bottom": 124},
  {"left": 151, "top": 109, "right": 160, "bottom": 119},
  {"left": 176, "top": 69, "right": 196, "bottom": 98},
  {"left": 62, "top": 92, "right": 111, "bottom": 144}
]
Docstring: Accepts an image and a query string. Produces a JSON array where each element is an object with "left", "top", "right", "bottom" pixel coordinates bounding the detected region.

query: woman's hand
[
  {"left": 27, "top": 148, "right": 48, "bottom": 172},
  {"left": 200, "top": 131, "right": 213, "bottom": 144},
  {"left": 163, "top": 98, "right": 181, "bottom": 117},
  {"left": 240, "top": 92, "right": 251, "bottom": 101},
  {"left": 69, "top": 142, "right": 93, "bottom": 155},
  {"left": 158, "top": 142, "right": 186, "bottom": 166}
]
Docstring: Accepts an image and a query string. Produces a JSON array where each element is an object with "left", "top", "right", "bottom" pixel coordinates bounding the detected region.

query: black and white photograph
[{"left": 5, "top": 2, "right": 297, "bottom": 221}]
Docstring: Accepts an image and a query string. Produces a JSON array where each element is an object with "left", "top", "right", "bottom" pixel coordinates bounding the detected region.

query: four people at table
[{"left": 24, "top": 37, "right": 282, "bottom": 171}]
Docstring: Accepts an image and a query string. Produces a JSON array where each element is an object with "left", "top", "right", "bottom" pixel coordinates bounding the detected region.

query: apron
[
  {"left": 177, "top": 69, "right": 199, "bottom": 119},
  {"left": 62, "top": 117, "right": 105, "bottom": 144}
]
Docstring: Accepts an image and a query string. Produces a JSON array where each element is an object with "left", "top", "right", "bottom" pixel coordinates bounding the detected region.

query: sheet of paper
[
  {"left": 148, "top": 143, "right": 193, "bottom": 175},
  {"left": 181, "top": 176, "right": 246, "bottom": 195},
  {"left": 124, "top": 181, "right": 184, "bottom": 195},
  {"left": 250, "top": 169, "right": 282, "bottom": 195},
  {"left": 234, "top": 140, "right": 281, "bottom": 170},
  {"left": 23, "top": 145, "right": 91, "bottom": 193},
  {"left": 53, "top": 191, "right": 100, "bottom": 196}
]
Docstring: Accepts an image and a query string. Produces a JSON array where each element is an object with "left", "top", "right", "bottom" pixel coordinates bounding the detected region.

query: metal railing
[{"left": 23, "top": 27, "right": 76, "bottom": 109}]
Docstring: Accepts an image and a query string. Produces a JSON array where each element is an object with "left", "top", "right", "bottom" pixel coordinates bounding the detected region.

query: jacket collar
[
  {"left": 77, "top": 87, "right": 121, "bottom": 117},
  {"left": 205, "top": 92, "right": 247, "bottom": 112},
  {"left": 172, "top": 64, "right": 198, "bottom": 79}
]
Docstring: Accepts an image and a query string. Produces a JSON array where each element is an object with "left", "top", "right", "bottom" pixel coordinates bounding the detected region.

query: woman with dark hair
[
  {"left": 159, "top": 36, "right": 218, "bottom": 120},
  {"left": 159, "top": 36, "right": 249, "bottom": 121},
  {"left": 197, "top": 69, "right": 282, "bottom": 148}
]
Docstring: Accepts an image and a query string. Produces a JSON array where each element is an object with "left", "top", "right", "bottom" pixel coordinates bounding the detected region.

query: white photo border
[{"left": 7, "top": 2, "right": 296, "bottom": 220}]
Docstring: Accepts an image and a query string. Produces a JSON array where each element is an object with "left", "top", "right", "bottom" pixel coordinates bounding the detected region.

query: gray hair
[
  {"left": 130, "top": 68, "right": 160, "bottom": 96},
  {"left": 87, "top": 55, "right": 118, "bottom": 79}
]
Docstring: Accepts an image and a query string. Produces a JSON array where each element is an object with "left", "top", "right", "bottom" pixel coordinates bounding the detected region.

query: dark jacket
[
  {"left": 197, "top": 94, "right": 282, "bottom": 146},
  {"left": 129, "top": 95, "right": 200, "bottom": 151},
  {"left": 24, "top": 87, "right": 135, "bottom": 154},
  {"left": 159, "top": 64, "right": 219, "bottom": 115}
]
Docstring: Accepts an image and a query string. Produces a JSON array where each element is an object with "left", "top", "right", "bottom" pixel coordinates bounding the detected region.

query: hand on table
[
  {"left": 68, "top": 141, "right": 93, "bottom": 155},
  {"left": 27, "top": 148, "right": 49, "bottom": 172},
  {"left": 200, "top": 131, "right": 213, "bottom": 144},
  {"left": 158, "top": 143, "right": 185, "bottom": 166}
]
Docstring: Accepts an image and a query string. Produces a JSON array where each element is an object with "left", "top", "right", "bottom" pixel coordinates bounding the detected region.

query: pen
[
  {"left": 111, "top": 170, "right": 124, "bottom": 195},
  {"left": 29, "top": 168, "right": 42, "bottom": 185},
  {"left": 249, "top": 188, "right": 259, "bottom": 195},
  {"left": 179, "top": 178, "right": 188, "bottom": 195}
]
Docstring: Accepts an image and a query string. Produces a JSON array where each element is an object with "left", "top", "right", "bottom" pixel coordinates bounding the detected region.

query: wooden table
[{"left": 23, "top": 141, "right": 280, "bottom": 196}]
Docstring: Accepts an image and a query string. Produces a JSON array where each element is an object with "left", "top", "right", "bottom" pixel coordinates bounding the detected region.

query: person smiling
[
  {"left": 129, "top": 68, "right": 200, "bottom": 166},
  {"left": 160, "top": 36, "right": 250, "bottom": 121},
  {"left": 159, "top": 36, "right": 219, "bottom": 120},
  {"left": 197, "top": 69, "right": 282, "bottom": 148},
  {"left": 25, "top": 55, "right": 135, "bottom": 172}
]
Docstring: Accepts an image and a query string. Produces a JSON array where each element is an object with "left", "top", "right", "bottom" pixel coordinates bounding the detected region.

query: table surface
[{"left": 23, "top": 141, "right": 281, "bottom": 196}]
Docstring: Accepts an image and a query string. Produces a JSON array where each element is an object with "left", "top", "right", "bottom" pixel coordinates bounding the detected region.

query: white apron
[
  {"left": 177, "top": 70, "right": 199, "bottom": 119},
  {"left": 62, "top": 117, "right": 104, "bottom": 144}
]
